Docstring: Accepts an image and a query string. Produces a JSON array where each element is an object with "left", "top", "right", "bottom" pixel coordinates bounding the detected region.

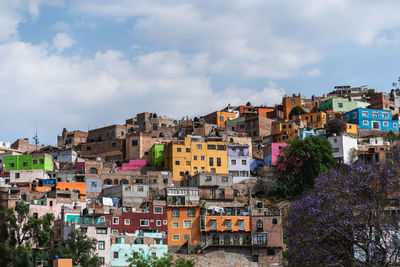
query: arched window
[
  {"left": 256, "top": 220, "right": 263, "bottom": 231},
  {"left": 104, "top": 179, "right": 112, "bottom": 185},
  {"left": 114, "top": 179, "right": 119, "bottom": 185},
  {"left": 89, "top": 168, "right": 98, "bottom": 174},
  {"left": 120, "top": 179, "right": 129, "bottom": 185},
  {"left": 272, "top": 218, "right": 278, "bottom": 225}
]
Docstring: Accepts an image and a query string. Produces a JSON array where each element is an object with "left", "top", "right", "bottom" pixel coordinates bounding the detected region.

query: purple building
[{"left": 228, "top": 144, "right": 250, "bottom": 183}]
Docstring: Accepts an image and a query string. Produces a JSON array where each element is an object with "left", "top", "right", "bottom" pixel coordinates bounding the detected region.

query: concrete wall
[{"left": 328, "top": 135, "right": 358, "bottom": 163}]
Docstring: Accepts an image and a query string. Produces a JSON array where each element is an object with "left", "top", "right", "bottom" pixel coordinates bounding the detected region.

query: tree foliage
[
  {"left": 275, "top": 136, "right": 335, "bottom": 198},
  {"left": 286, "top": 161, "right": 400, "bottom": 266},
  {"left": 57, "top": 229, "right": 100, "bottom": 267},
  {"left": 288, "top": 106, "right": 306, "bottom": 120},
  {"left": 326, "top": 119, "right": 346, "bottom": 137},
  {"left": 128, "top": 249, "right": 194, "bottom": 267}
]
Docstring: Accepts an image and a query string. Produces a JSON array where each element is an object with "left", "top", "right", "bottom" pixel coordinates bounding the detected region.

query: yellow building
[
  {"left": 293, "top": 112, "right": 327, "bottom": 129},
  {"left": 346, "top": 123, "right": 357, "bottom": 134},
  {"left": 271, "top": 122, "right": 299, "bottom": 143},
  {"left": 165, "top": 136, "right": 228, "bottom": 181}
]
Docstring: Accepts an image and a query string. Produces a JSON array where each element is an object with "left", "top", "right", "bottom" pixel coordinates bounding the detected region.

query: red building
[{"left": 104, "top": 201, "right": 168, "bottom": 243}]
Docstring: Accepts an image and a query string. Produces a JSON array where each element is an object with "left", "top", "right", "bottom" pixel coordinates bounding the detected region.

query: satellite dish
[
  {"left": 171, "top": 183, "right": 175, "bottom": 187},
  {"left": 96, "top": 157, "right": 101, "bottom": 161}
]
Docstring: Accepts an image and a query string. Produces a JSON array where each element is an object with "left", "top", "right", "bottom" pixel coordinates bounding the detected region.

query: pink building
[
  {"left": 116, "top": 160, "right": 146, "bottom": 170},
  {"left": 268, "top": 143, "right": 288, "bottom": 166}
]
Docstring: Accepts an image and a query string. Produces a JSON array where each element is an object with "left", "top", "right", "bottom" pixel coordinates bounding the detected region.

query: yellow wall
[
  {"left": 167, "top": 206, "right": 200, "bottom": 246},
  {"left": 166, "top": 137, "right": 228, "bottom": 181},
  {"left": 271, "top": 122, "right": 299, "bottom": 142},
  {"left": 217, "top": 111, "right": 236, "bottom": 128},
  {"left": 202, "top": 216, "right": 250, "bottom": 232},
  {"left": 293, "top": 112, "right": 326, "bottom": 129},
  {"left": 346, "top": 123, "right": 357, "bottom": 134}
]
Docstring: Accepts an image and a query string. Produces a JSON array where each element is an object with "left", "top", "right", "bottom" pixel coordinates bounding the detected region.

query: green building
[
  {"left": 151, "top": 144, "right": 165, "bottom": 167},
  {"left": 3, "top": 154, "right": 53, "bottom": 172},
  {"left": 319, "top": 98, "right": 370, "bottom": 113}
]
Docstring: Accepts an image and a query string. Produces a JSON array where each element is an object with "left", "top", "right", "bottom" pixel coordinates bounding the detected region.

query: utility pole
[{"left": 33, "top": 127, "right": 39, "bottom": 151}]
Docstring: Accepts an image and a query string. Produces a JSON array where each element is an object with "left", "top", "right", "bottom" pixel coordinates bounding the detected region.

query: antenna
[{"left": 33, "top": 127, "right": 39, "bottom": 151}]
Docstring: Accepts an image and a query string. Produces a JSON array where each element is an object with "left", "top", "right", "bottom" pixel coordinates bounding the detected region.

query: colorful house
[
  {"left": 292, "top": 111, "right": 327, "bottom": 129},
  {"left": 151, "top": 144, "right": 165, "bottom": 167},
  {"left": 319, "top": 98, "right": 370, "bottom": 113},
  {"left": 203, "top": 111, "right": 237, "bottom": 128},
  {"left": 227, "top": 144, "right": 250, "bottom": 183},
  {"left": 344, "top": 108, "right": 399, "bottom": 132},
  {"left": 164, "top": 136, "right": 228, "bottom": 181},
  {"left": 3, "top": 153, "right": 53, "bottom": 172}
]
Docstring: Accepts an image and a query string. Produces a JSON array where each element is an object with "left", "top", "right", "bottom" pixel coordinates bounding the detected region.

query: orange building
[
  {"left": 56, "top": 182, "right": 87, "bottom": 199},
  {"left": 203, "top": 111, "right": 236, "bottom": 128},
  {"left": 293, "top": 112, "right": 327, "bottom": 129},
  {"left": 271, "top": 122, "right": 300, "bottom": 142},
  {"left": 346, "top": 123, "right": 358, "bottom": 134},
  {"left": 53, "top": 259, "right": 72, "bottom": 267},
  {"left": 282, "top": 94, "right": 316, "bottom": 120},
  {"left": 255, "top": 107, "right": 275, "bottom": 118}
]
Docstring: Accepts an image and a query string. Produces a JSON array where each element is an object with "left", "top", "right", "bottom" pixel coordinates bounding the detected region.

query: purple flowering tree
[{"left": 286, "top": 161, "right": 400, "bottom": 266}]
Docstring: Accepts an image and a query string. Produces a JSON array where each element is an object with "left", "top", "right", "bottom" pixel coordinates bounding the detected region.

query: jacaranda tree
[{"left": 286, "top": 161, "right": 400, "bottom": 266}]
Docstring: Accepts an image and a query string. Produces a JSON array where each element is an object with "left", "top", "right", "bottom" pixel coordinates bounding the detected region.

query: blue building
[
  {"left": 299, "top": 130, "right": 326, "bottom": 140},
  {"left": 345, "top": 108, "right": 399, "bottom": 132}
]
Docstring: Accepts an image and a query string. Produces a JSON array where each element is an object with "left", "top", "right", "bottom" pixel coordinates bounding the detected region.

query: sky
[{"left": 2, "top": 0, "right": 400, "bottom": 145}]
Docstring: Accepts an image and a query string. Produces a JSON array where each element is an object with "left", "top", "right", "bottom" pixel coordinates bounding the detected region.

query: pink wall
[
  {"left": 117, "top": 160, "right": 147, "bottom": 170},
  {"left": 271, "top": 143, "right": 288, "bottom": 166},
  {"left": 76, "top": 162, "right": 85, "bottom": 172}
]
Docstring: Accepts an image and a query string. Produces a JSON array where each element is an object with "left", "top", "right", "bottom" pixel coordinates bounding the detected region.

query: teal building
[{"left": 319, "top": 98, "right": 370, "bottom": 113}]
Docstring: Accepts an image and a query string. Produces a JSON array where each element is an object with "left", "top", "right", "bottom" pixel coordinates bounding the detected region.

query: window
[
  {"left": 186, "top": 161, "right": 190, "bottom": 165},
  {"left": 113, "top": 251, "right": 119, "bottom": 259},
  {"left": 291, "top": 99, "right": 295, "bottom": 105},
  {"left": 173, "top": 222, "right": 179, "bottom": 228},
  {"left": 177, "top": 148, "right": 182, "bottom": 152},
  {"left": 210, "top": 220, "right": 217, "bottom": 230},
  {"left": 256, "top": 220, "right": 263, "bottom": 231},
  {"left": 113, "top": 217, "right": 119, "bottom": 225},
  {"left": 99, "top": 257, "right": 105, "bottom": 265},
  {"left": 172, "top": 209, "right": 179, "bottom": 218},
  {"left": 33, "top": 159, "right": 37, "bottom": 164},
  {"left": 184, "top": 220, "right": 192, "bottom": 228},
  {"left": 188, "top": 208, "right": 195, "bottom": 217},
  {"left": 219, "top": 188, "right": 225, "bottom": 199},
  {"left": 186, "top": 148, "right": 190, "bottom": 152},
  {"left": 333, "top": 138, "right": 337, "bottom": 143},
  {"left": 352, "top": 112, "right": 357, "bottom": 119},
  {"left": 238, "top": 220, "right": 245, "bottom": 230},
  {"left": 179, "top": 171, "right": 184, "bottom": 176},
  {"left": 131, "top": 140, "right": 138, "bottom": 146},
  {"left": 194, "top": 156, "right": 197, "bottom": 160},
  {"left": 184, "top": 234, "right": 190, "bottom": 241},
  {"left": 163, "top": 220, "right": 168, "bottom": 225},
  {"left": 241, "top": 160, "right": 246, "bottom": 165},
  {"left": 175, "top": 161, "right": 180, "bottom": 165},
  {"left": 39, "top": 159, "right": 44, "bottom": 164},
  {"left": 221, "top": 176, "right": 228, "bottom": 182},
  {"left": 372, "top": 121, "right": 380, "bottom": 129},
  {"left": 197, "top": 144, "right": 202, "bottom": 149},
  {"left": 90, "top": 181, "right": 97, "bottom": 187},
  {"left": 394, "top": 123, "right": 398, "bottom": 128},
  {"left": 96, "top": 228, "right": 107, "bottom": 234},
  {"left": 383, "top": 121, "right": 389, "bottom": 127},
  {"left": 254, "top": 234, "right": 267, "bottom": 245},
  {"left": 156, "top": 220, "right": 161, "bottom": 226},
  {"left": 173, "top": 235, "right": 180, "bottom": 240},
  {"left": 231, "top": 159, "right": 236, "bottom": 165},
  {"left": 15, "top": 173, "right": 20, "bottom": 179},
  {"left": 140, "top": 219, "right": 149, "bottom": 226},
  {"left": 383, "top": 112, "right": 389, "bottom": 118},
  {"left": 210, "top": 188, "right": 216, "bottom": 199},
  {"left": 154, "top": 206, "right": 163, "bottom": 214},
  {"left": 112, "top": 142, "right": 116, "bottom": 147},
  {"left": 217, "top": 158, "right": 221, "bottom": 166},
  {"left": 201, "top": 156, "right": 205, "bottom": 161},
  {"left": 334, "top": 148, "right": 339, "bottom": 153},
  {"left": 217, "top": 145, "right": 226, "bottom": 150},
  {"left": 207, "top": 145, "right": 216, "bottom": 150},
  {"left": 211, "top": 168, "right": 216, "bottom": 173},
  {"left": 272, "top": 218, "right": 278, "bottom": 224},
  {"left": 124, "top": 219, "right": 130, "bottom": 225},
  {"left": 220, "top": 116, "right": 224, "bottom": 122},
  {"left": 89, "top": 168, "right": 98, "bottom": 174},
  {"left": 86, "top": 146, "right": 92, "bottom": 151},
  {"left": 363, "top": 120, "right": 369, "bottom": 125},
  {"left": 338, "top": 102, "right": 343, "bottom": 108},
  {"left": 267, "top": 249, "right": 276, "bottom": 256},
  {"left": 209, "top": 157, "right": 214, "bottom": 166},
  {"left": 98, "top": 241, "right": 105, "bottom": 250},
  {"left": 226, "top": 220, "right": 232, "bottom": 230},
  {"left": 372, "top": 112, "right": 379, "bottom": 118},
  {"left": 22, "top": 162, "right": 28, "bottom": 167},
  {"left": 112, "top": 230, "right": 118, "bottom": 234}
]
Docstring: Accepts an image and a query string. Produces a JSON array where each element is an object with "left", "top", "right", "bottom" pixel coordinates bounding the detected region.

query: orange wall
[
  {"left": 56, "top": 182, "right": 87, "bottom": 199},
  {"left": 34, "top": 186, "right": 52, "bottom": 192},
  {"left": 256, "top": 107, "right": 275, "bottom": 117},
  {"left": 217, "top": 111, "right": 236, "bottom": 128},
  {"left": 203, "top": 216, "right": 250, "bottom": 232},
  {"left": 53, "top": 259, "right": 72, "bottom": 267},
  {"left": 167, "top": 206, "right": 200, "bottom": 246}
]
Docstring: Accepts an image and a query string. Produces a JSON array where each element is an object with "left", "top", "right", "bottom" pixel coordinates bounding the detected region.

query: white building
[
  {"left": 328, "top": 135, "right": 358, "bottom": 163},
  {"left": 0, "top": 141, "right": 10, "bottom": 149}
]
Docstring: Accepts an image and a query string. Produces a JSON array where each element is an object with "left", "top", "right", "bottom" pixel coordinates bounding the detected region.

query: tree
[
  {"left": 286, "top": 161, "right": 400, "bottom": 266},
  {"left": 275, "top": 136, "right": 335, "bottom": 198},
  {"left": 326, "top": 119, "right": 346, "bottom": 136},
  {"left": 6, "top": 202, "right": 31, "bottom": 246},
  {"left": 288, "top": 106, "right": 306, "bottom": 120},
  {"left": 128, "top": 249, "right": 194, "bottom": 267},
  {"left": 0, "top": 204, "right": 12, "bottom": 266},
  {"left": 57, "top": 229, "right": 100, "bottom": 267},
  {"left": 384, "top": 131, "right": 398, "bottom": 144}
]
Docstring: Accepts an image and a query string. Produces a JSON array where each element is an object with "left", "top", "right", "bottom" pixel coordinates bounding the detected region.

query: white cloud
[
  {"left": 52, "top": 32, "right": 76, "bottom": 52},
  {"left": 53, "top": 21, "right": 71, "bottom": 32}
]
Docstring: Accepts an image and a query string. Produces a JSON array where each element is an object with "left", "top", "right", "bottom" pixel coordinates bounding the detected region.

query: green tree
[
  {"left": 57, "top": 229, "right": 100, "bottom": 267},
  {"left": 384, "top": 130, "right": 398, "bottom": 144},
  {"left": 275, "top": 136, "right": 335, "bottom": 198},
  {"left": 0, "top": 204, "right": 12, "bottom": 266},
  {"left": 326, "top": 119, "right": 346, "bottom": 136},
  {"left": 128, "top": 249, "right": 194, "bottom": 267},
  {"left": 288, "top": 106, "right": 306, "bottom": 120},
  {"left": 6, "top": 202, "right": 31, "bottom": 246}
]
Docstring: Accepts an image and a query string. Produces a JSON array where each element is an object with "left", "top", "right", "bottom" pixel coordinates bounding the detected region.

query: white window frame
[
  {"left": 154, "top": 206, "right": 163, "bottom": 214},
  {"left": 372, "top": 112, "right": 379, "bottom": 118},
  {"left": 383, "top": 121, "right": 389, "bottom": 127},
  {"left": 124, "top": 219, "right": 130, "bottom": 225},
  {"left": 173, "top": 235, "right": 180, "bottom": 240},
  {"left": 140, "top": 219, "right": 149, "bottom": 226},
  {"left": 362, "top": 111, "right": 368, "bottom": 117},
  {"left": 383, "top": 112, "right": 389, "bottom": 118},
  {"left": 163, "top": 220, "right": 168, "bottom": 225},
  {"left": 184, "top": 220, "right": 192, "bottom": 228},
  {"left": 172, "top": 222, "right": 179, "bottom": 228},
  {"left": 98, "top": 241, "right": 105, "bottom": 250},
  {"left": 112, "top": 217, "right": 119, "bottom": 225},
  {"left": 363, "top": 120, "right": 369, "bottom": 125},
  {"left": 156, "top": 220, "right": 162, "bottom": 226}
]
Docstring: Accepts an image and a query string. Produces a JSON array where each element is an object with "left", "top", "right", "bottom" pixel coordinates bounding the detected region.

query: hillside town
[{"left": 2, "top": 84, "right": 400, "bottom": 266}]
